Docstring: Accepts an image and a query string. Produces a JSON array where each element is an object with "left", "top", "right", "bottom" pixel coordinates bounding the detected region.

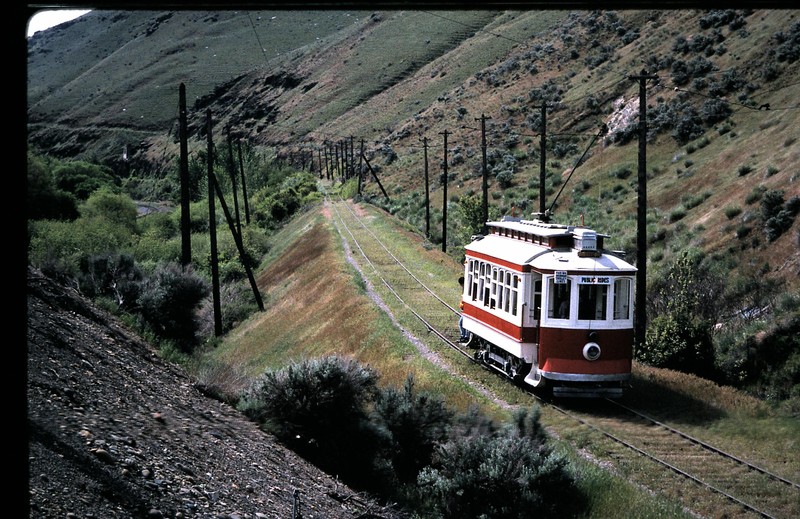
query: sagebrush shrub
[
  {"left": 239, "top": 356, "right": 383, "bottom": 488},
  {"left": 136, "top": 262, "right": 209, "bottom": 351},
  {"left": 416, "top": 406, "right": 581, "bottom": 519},
  {"left": 372, "top": 375, "right": 452, "bottom": 484}
]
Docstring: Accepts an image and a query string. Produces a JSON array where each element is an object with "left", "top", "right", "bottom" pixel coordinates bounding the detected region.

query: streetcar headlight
[{"left": 583, "top": 342, "right": 601, "bottom": 361}]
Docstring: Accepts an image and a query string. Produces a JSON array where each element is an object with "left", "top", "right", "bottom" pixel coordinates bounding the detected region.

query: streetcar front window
[
  {"left": 578, "top": 284, "right": 608, "bottom": 320},
  {"left": 547, "top": 278, "right": 571, "bottom": 319}
]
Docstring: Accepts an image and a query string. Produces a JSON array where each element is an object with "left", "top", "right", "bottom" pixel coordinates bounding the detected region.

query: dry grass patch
[{"left": 202, "top": 205, "right": 500, "bottom": 417}]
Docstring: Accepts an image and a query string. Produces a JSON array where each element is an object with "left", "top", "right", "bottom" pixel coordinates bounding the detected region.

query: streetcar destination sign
[{"left": 579, "top": 275, "right": 610, "bottom": 284}]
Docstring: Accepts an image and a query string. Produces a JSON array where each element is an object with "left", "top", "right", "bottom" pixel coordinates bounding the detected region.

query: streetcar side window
[
  {"left": 497, "top": 269, "right": 508, "bottom": 312},
  {"left": 548, "top": 278, "right": 571, "bottom": 319},
  {"left": 477, "top": 263, "right": 485, "bottom": 302},
  {"left": 614, "top": 278, "right": 632, "bottom": 320},
  {"left": 471, "top": 261, "right": 478, "bottom": 300},
  {"left": 578, "top": 284, "right": 608, "bottom": 320},
  {"left": 465, "top": 260, "right": 473, "bottom": 298},
  {"left": 491, "top": 268, "right": 498, "bottom": 309},
  {"left": 469, "top": 260, "right": 521, "bottom": 318}
]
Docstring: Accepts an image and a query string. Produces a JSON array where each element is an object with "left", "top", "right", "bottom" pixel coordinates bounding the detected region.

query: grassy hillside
[{"left": 27, "top": 9, "right": 800, "bottom": 298}]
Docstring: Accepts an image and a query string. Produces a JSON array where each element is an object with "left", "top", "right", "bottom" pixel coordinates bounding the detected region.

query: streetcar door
[{"left": 525, "top": 273, "right": 542, "bottom": 326}]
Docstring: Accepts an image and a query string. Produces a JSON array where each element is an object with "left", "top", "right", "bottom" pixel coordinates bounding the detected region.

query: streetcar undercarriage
[
  {"left": 465, "top": 332, "right": 628, "bottom": 398},
  {"left": 467, "top": 334, "right": 532, "bottom": 385}
]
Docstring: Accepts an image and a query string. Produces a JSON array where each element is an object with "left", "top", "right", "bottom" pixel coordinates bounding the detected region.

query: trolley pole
[{"left": 630, "top": 70, "right": 657, "bottom": 354}]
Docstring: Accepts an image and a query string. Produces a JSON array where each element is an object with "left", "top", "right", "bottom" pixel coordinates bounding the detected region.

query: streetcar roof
[
  {"left": 529, "top": 248, "right": 637, "bottom": 272},
  {"left": 465, "top": 233, "right": 545, "bottom": 265},
  {"left": 465, "top": 233, "right": 637, "bottom": 273},
  {"left": 487, "top": 218, "right": 582, "bottom": 237}
]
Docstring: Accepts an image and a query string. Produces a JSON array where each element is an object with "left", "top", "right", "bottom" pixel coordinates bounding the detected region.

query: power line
[
  {"left": 419, "top": 10, "right": 529, "bottom": 48},
  {"left": 247, "top": 12, "right": 271, "bottom": 65}
]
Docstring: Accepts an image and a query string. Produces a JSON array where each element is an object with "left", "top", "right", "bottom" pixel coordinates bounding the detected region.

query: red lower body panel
[{"left": 539, "top": 327, "right": 632, "bottom": 378}]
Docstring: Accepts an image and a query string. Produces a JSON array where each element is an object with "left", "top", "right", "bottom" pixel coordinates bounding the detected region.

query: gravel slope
[{"left": 26, "top": 266, "right": 404, "bottom": 519}]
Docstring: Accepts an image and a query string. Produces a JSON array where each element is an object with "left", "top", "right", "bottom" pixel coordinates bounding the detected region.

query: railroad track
[
  {"left": 553, "top": 398, "right": 800, "bottom": 519},
  {"left": 327, "top": 196, "right": 800, "bottom": 519}
]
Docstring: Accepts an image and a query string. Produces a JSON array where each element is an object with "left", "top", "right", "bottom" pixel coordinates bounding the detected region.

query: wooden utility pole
[
  {"left": 342, "top": 139, "right": 350, "bottom": 181},
  {"left": 630, "top": 70, "right": 657, "bottom": 355},
  {"left": 206, "top": 109, "right": 222, "bottom": 336},
  {"left": 341, "top": 145, "right": 346, "bottom": 179},
  {"left": 357, "top": 139, "right": 365, "bottom": 195},
  {"left": 324, "top": 143, "right": 331, "bottom": 180},
  {"left": 179, "top": 83, "right": 191, "bottom": 266},
  {"left": 334, "top": 142, "right": 340, "bottom": 181},
  {"left": 421, "top": 136, "right": 430, "bottom": 239},
  {"left": 349, "top": 136, "right": 355, "bottom": 180},
  {"left": 440, "top": 129, "right": 450, "bottom": 253},
  {"left": 477, "top": 114, "right": 490, "bottom": 231},
  {"left": 539, "top": 103, "right": 547, "bottom": 219},
  {"left": 341, "top": 141, "right": 346, "bottom": 179}
]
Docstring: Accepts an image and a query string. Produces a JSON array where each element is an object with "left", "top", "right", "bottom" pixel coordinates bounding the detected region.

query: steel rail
[
  {"left": 606, "top": 399, "right": 800, "bottom": 490},
  {"left": 328, "top": 197, "right": 471, "bottom": 360},
  {"left": 336, "top": 198, "right": 461, "bottom": 316},
  {"left": 542, "top": 401, "right": 779, "bottom": 519}
]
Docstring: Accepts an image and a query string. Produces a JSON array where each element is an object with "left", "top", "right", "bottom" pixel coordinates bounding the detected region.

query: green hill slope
[{"left": 26, "top": 8, "right": 800, "bottom": 299}]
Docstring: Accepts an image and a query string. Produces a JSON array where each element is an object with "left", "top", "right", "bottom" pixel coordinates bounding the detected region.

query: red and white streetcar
[{"left": 460, "top": 215, "right": 636, "bottom": 398}]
